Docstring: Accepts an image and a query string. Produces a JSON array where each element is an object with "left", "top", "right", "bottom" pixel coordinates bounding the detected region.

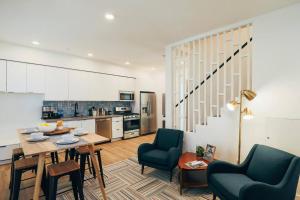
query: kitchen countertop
[{"left": 43, "top": 115, "right": 123, "bottom": 123}]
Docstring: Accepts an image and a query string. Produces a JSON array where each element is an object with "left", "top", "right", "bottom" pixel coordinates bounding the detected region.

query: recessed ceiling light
[
  {"left": 32, "top": 41, "right": 40, "bottom": 45},
  {"left": 125, "top": 61, "right": 131, "bottom": 65},
  {"left": 105, "top": 13, "right": 115, "bottom": 21},
  {"left": 87, "top": 53, "right": 93, "bottom": 57},
  {"left": 151, "top": 67, "right": 156, "bottom": 70}
]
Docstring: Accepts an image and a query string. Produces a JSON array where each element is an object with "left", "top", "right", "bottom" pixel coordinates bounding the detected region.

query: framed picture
[{"left": 203, "top": 144, "right": 216, "bottom": 161}]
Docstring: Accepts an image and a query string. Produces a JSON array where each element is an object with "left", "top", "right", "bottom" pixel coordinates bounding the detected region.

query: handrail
[{"left": 175, "top": 37, "right": 252, "bottom": 107}]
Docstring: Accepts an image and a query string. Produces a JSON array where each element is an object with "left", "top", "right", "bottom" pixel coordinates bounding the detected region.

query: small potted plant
[{"left": 196, "top": 145, "right": 205, "bottom": 157}]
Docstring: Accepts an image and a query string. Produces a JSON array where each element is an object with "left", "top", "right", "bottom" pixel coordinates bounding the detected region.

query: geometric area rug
[{"left": 57, "top": 157, "right": 215, "bottom": 200}]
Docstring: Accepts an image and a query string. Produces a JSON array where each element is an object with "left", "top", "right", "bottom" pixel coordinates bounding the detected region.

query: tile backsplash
[{"left": 43, "top": 101, "right": 132, "bottom": 117}]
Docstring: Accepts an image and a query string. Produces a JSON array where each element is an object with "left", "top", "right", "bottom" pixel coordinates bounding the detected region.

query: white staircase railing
[{"left": 171, "top": 24, "right": 252, "bottom": 132}]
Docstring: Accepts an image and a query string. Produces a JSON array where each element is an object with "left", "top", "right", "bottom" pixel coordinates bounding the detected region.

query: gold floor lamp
[{"left": 227, "top": 89, "right": 256, "bottom": 164}]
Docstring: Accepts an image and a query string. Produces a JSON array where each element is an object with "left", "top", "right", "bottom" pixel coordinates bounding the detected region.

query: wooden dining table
[{"left": 18, "top": 130, "right": 109, "bottom": 200}]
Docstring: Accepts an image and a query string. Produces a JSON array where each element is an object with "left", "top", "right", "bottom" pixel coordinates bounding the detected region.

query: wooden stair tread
[
  {"left": 15, "top": 157, "right": 38, "bottom": 170},
  {"left": 76, "top": 145, "right": 102, "bottom": 155},
  {"left": 48, "top": 160, "right": 80, "bottom": 177}
]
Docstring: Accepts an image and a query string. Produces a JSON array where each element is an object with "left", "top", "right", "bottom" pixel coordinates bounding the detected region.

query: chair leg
[
  {"left": 169, "top": 169, "right": 173, "bottom": 182},
  {"left": 9, "top": 156, "right": 15, "bottom": 190},
  {"left": 96, "top": 151, "right": 105, "bottom": 188},
  {"left": 55, "top": 152, "right": 59, "bottom": 163},
  {"left": 50, "top": 152, "right": 55, "bottom": 164},
  {"left": 213, "top": 193, "right": 217, "bottom": 200},
  {"left": 141, "top": 164, "right": 144, "bottom": 174},
  {"left": 11, "top": 169, "right": 22, "bottom": 200},
  {"left": 65, "top": 149, "right": 69, "bottom": 161},
  {"left": 41, "top": 166, "right": 48, "bottom": 198},
  {"left": 86, "top": 155, "right": 93, "bottom": 175},
  {"left": 72, "top": 171, "right": 84, "bottom": 200},
  {"left": 48, "top": 176, "right": 58, "bottom": 200},
  {"left": 79, "top": 154, "right": 87, "bottom": 185},
  {"left": 69, "top": 148, "right": 76, "bottom": 160},
  {"left": 90, "top": 157, "right": 96, "bottom": 178},
  {"left": 70, "top": 174, "right": 79, "bottom": 200}
]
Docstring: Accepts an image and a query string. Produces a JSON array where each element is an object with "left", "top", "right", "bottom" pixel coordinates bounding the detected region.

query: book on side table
[{"left": 185, "top": 160, "right": 208, "bottom": 168}]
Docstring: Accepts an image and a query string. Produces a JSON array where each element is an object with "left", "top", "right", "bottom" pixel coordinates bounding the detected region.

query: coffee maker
[{"left": 42, "top": 106, "right": 61, "bottom": 119}]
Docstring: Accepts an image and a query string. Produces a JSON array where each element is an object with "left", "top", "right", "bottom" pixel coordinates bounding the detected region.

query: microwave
[{"left": 119, "top": 91, "right": 135, "bottom": 101}]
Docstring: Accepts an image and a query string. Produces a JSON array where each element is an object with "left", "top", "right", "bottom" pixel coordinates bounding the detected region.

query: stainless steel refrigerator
[{"left": 140, "top": 91, "right": 157, "bottom": 135}]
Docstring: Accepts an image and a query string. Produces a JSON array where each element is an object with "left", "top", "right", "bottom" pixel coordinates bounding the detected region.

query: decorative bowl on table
[{"left": 38, "top": 123, "right": 56, "bottom": 132}]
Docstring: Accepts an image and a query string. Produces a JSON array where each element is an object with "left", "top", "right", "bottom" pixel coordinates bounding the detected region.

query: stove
[{"left": 114, "top": 107, "right": 140, "bottom": 139}]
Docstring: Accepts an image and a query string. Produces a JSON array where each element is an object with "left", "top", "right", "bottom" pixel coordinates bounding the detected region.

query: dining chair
[
  {"left": 75, "top": 145, "right": 105, "bottom": 187},
  {"left": 47, "top": 160, "right": 84, "bottom": 200}
]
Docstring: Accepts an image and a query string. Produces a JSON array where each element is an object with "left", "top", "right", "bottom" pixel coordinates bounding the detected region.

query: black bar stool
[
  {"left": 47, "top": 160, "right": 84, "bottom": 200},
  {"left": 75, "top": 146, "right": 105, "bottom": 187},
  {"left": 9, "top": 148, "right": 25, "bottom": 190},
  {"left": 10, "top": 157, "right": 47, "bottom": 200}
]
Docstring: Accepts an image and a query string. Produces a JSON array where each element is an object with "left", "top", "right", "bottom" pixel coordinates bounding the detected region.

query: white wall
[
  {"left": 243, "top": 2, "right": 300, "bottom": 158},
  {"left": 133, "top": 68, "right": 165, "bottom": 129},
  {"left": 0, "top": 93, "right": 44, "bottom": 145}
]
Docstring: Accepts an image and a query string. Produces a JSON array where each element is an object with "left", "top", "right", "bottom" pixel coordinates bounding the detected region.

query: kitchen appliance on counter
[
  {"left": 119, "top": 91, "right": 135, "bottom": 101},
  {"left": 114, "top": 106, "right": 140, "bottom": 139},
  {"left": 42, "top": 106, "right": 62, "bottom": 119},
  {"left": 140, "top": 91, "right": 157, "bottom": 135}
]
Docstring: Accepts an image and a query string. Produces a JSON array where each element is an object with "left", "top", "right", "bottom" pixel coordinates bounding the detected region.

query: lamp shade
[
  {"left": 227, "top": 100, "right": 239, "bottom": 111},
  {"left": 242, "top": 90, "right": 256, "bottom": 101},
  {"left": 243, "top": 107, "right": 254, "bottom": 120}
]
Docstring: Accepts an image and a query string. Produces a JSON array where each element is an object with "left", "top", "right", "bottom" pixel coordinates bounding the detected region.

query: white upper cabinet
[
  {"left": 45, "top": 67, "right": 69, "bottom": 100},
  {"left": 69, "top": 70, "right": 93, "bottom": 101},
  {"left": 116, "top": 76, "right": 136, "bottom": 92},
  {"left": 27, "top": 64, "right": 45, "bottom": 94},
  {"left": 7, "top": 61, "right": 27, "bottom": 93},
  {"left": 0, "top": 60, "right": 6, "bottom": 92}
]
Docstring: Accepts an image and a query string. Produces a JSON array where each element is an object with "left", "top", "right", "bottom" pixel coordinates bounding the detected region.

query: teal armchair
[
  {"left": 138, "top": 128, "right": 184, "bottom": 182},
  {"left": 207, "top": 144, "right": 300, "bottom": 200}
]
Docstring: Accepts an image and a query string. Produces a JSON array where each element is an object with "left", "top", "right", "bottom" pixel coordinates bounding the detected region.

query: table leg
[
  {"left": 88, "top": 144, "right": 107, "bottom": 200},
  {"left": 180, "top": 169, "right": 183, "bottom": 195},
  {"left": 33, "top": 153, "right": 46, "bottom": 200}
]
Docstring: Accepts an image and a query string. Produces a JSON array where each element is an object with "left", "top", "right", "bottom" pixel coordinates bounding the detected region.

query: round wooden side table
[{"left": 178, "top": 152, "right": 211, "bottom": 195}]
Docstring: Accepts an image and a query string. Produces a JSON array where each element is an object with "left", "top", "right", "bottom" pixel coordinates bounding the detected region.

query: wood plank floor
[{"left": 0, "top": 134, "right": 155, "bottom": 200}]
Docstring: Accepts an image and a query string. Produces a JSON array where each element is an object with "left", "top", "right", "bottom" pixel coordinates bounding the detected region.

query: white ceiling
[{"left": 0, "top": 0, "right": 299, "bottom": 69}]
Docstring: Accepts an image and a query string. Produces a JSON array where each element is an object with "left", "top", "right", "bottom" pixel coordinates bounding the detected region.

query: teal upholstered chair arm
[
  {"left": 240, "top": 157, "right": 300, "bottom": 200},
  {"left": 207, "top": 160, "right": 244, "bottom": 176},
  {"left": 138, "top": 143, "right": 155, "bottom": 162},
  {"left": 167, "top": 147, "right": 181, "bottom": 168},
  {"left": 208, "top": 144, "right": 258, "bottom": 178}
]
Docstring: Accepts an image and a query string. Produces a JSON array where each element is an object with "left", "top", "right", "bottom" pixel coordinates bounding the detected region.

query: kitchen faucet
[{"left": 74, "top": 102, "right": 79, "bottom": 117}]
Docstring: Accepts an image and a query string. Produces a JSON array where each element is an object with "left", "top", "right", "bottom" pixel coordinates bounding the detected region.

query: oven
[
  {"left": 123, "top": 114, "right": 140, "bottom": 139},
  {"left": 114, "top": 107, "right": 140, "bottom": 139}
]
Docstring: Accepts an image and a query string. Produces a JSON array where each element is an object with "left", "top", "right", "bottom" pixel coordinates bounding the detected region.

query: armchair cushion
[
  {"left": 246, "top": 145, "right": 294, "bottom": 184},
  {"left": 142, "top": 149, "right": 169, "bottom": 165},
  {"left": 210, "top": 173, "right": 255, "bottom": 200},
  {"left": 156, "top": 128, "right": 181, "bottom": 151}
]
